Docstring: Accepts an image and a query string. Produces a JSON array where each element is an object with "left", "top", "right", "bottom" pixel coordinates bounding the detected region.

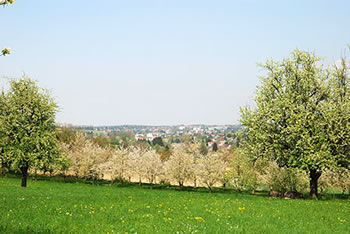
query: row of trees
[{"left": 58, "top": 133, "right": 227, "bottom": 192}]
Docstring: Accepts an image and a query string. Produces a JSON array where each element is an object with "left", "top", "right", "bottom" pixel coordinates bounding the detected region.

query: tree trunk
[
  {"left": 252, "top": 186, "right": 255, "bottom": 194},
  {"left": 34, "top": 169, "right": 38, "bottom": 181},
  {"left": 21, "top": 166, "right": 28, "bottom": 187},
  {"left": 309, "top": 169, "right": 321, "bottom": 198}
]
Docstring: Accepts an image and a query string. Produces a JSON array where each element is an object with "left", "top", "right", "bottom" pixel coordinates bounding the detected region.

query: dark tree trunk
[
  {"left": 34, "top": 169, "right": 38, "bottom": 181},
  {"left": 179, "top": 182, "right": 183, "bottom": 191},
  {"left": 21, "top": 167, "right": 28, "bottom": 187},
  {"left": 309, "top": 169, "right": 321, "bottom": 198}
]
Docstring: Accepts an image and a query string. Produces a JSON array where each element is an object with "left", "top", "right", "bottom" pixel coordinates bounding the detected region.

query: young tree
[
  {"left": 62, "top": 132, "right": 112, "bottom": 182},
  {"left": 141, "top": 149, "right": 163, "bottom": 188},
  {"left": 62, "top": 132, "right": 85, "bottom": 177},
  {"left": 198, "top": 152, "right": 225, "bottom": 193},
  {"left": 187, "top": 144, "right": 203, "bottom": 189},
  {"left": 108, "top": 148, "right": 132, "bottom": 184},
  {"left": 0, "top": 77, "right": 59, "bottom": 187},
  {"left": 228, "top": 149, "right": 262, "bottom": 192},
  {"left": 166, "top": 144, "right": 194, "bottom": 190},
  {"left": 240, "top": 49, "right": 349, "bottom": 197},
  {"left": 129, "top": 147, "right": 146, "bottom": 186}
]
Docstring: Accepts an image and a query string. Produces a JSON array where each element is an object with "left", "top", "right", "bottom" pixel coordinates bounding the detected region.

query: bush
[{"left": 262, "top": 162, "right": 308, "bottom": 193}]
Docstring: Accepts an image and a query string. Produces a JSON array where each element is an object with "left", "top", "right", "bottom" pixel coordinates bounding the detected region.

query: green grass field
[{"left": 0, "top": 176, "right": 349, "bottom": 233}]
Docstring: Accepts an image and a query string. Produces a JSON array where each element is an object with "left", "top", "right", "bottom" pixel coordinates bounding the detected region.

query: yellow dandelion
[{"left": 194, "top": 217, "right": 205, "bottom": 222}]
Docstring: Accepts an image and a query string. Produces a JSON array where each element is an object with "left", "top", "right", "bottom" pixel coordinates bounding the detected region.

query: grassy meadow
[{"left": 0, "top": 175, "right": 349, "bottom": 233}]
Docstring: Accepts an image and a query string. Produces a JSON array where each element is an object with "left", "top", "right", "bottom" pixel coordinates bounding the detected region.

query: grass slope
[{"left": 0, "top": 176, "right": 349, "bottom": 233}]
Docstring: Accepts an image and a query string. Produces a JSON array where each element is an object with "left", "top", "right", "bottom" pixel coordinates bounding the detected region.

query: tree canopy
[
  {"left": 152, "top": 136, "right": 164, "bottom": 147},
  {"left": 240, "top": 49, "right": 349, "bottom": 197},
  {"left": 0, "top": 0, "right": 15, "bottom": 6}
]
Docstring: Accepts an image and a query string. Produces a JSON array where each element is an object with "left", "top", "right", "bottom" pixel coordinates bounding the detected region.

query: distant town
[{"left": 65, "top": 124, "right": 242, "bottom": 150}]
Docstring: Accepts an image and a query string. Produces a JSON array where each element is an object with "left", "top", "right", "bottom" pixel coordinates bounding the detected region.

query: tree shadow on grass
[{"left": 2, "top": 173, "right": 348, "bottom": 200}]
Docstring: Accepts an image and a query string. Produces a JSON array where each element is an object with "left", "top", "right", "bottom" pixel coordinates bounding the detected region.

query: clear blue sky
[{"left": 1, "top": 0, "right": 349, "bottom": 125}]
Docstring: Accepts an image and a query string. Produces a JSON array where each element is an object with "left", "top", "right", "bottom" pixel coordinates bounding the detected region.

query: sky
[{"left": 1, "top": 0, "right": 349, "bottom": 126}]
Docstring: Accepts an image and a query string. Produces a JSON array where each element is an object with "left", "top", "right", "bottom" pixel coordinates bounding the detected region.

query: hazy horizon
[
  {"left": 59, "top": 123, "right": 241, "bottom": 127},
  {"left": 1, "top": 0, "right": 349, "bottom": 126}
]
